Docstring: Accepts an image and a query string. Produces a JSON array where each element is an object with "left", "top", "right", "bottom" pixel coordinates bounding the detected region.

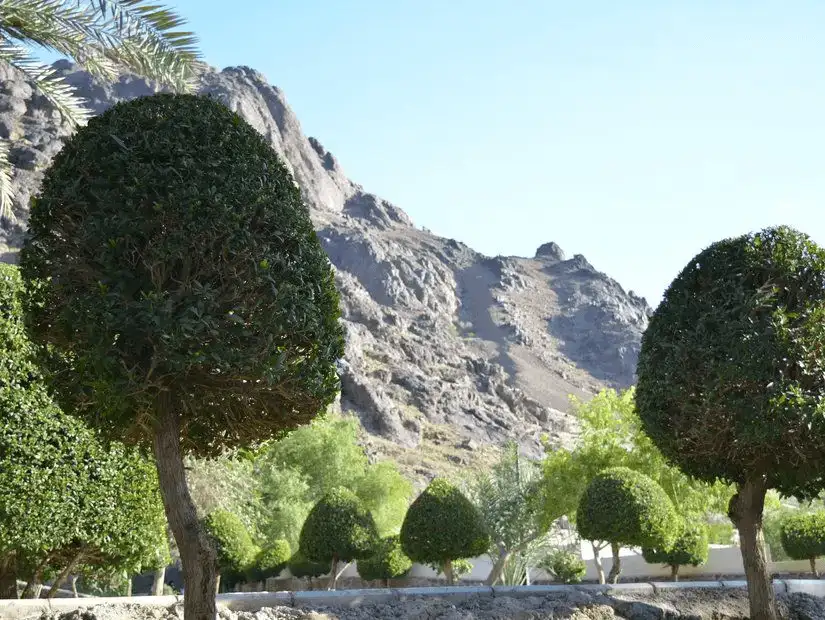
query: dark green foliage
[
  {"left": 250, "top": 539, "right": 291, "bottom": 581},
  {"left": 780, "top": 512, "right": 825, "bottom": 562},
  {"left": 287, "top": 551, "right": 328, "bottom": 579},
  {"left": 636, "top": 226, "right": 825, "bottom": 497},
  {"left": 576, "top": 467, "right": 679, "bottom": 550},
  {"left": 400, "top": 478, "right": 491, "bottom": 566},
  {"left": 298, "top": 488, "right": 379, "bottom": 563},
  {"left": 542, "top": 550, "right": 586, "bottom": 584},
  {"left": 642, "top": 522, "right": 709, "bottom": 569},
  {"left": 203, "top": 510, "right": 259, "bottom": 582},
  {"left": 356, "top": 536, "right": 412, "bottom": 582},
  {"left": 20, "top": 93, "right": 345, "bottom": 456}
]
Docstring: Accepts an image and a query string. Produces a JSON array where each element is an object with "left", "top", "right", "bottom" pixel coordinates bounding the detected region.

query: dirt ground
[{"left": 30, "top": 589, "right": 825, "bottom": 620}]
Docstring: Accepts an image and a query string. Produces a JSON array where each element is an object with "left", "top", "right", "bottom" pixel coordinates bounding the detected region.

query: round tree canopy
[
  {"left": 20, "top": 93, "right": 344, "bottom": 456},
  {"left": 636, "top": 227, "right": 825, "bottom": 497},
  {"left": 400, "top": 478, "right": 490, "bottom": 565},
  {"left": 203, "top": 510, "right": 258, "bottom": 576},
  {"left": 249, "top": 539, "right": 291, "bottom": 581},
  {"left": 642, "top": 522, "right": 709, "bottom": 568},
  {"left": 780, "top": 512, "right": 825, "bottom": 561},
  {"left": 298, "top": 487, "right": 379, "bottom": 563},
  {"left": 357, "top": 535, "right": 412, "bottom": 582},
  {"left": 576, "top": 467, "right": 679, "bottom": 550}
]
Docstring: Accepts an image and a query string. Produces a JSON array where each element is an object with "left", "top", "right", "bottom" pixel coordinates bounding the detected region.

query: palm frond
[{"left": 0, "top": 139, "right": 14, "bottom": 222}]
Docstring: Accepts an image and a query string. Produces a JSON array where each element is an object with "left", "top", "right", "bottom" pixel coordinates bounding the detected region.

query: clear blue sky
[{"left": 85, "top": 2, "right": 825, "bottom": 305}]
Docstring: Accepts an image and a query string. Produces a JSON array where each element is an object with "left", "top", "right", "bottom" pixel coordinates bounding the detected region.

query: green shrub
[
  {"left": 428, "top": 558, "right": 474, "bottom": 580},
  {"left": 642, "top": 522, "right": 709, "bottom": 580},
  {"left": 542, "top": 550, "right": 586, "bottom": 584},
  {"left": 357, "top": 536, "right": 412, "bottom": 583},
  {"left": 400, "top": 478, "right": 490, "bottom": 584},
  {"left": 780, "top": 512, "right": 825, "bottom": 576},
  {"left": 287, "top": 550, "right": 328, "bottom": 579},
  {"left": 299, "top": 487, "right": 379, "bottom": 588},
  {"left": 577, "top": 467, "right": 679, "bottom": 583},
  {"left": 249, "top": 539, "right": 291, "bottom": 581},
  {"left": 203, "top": 510, "right": 259, "bottom": 588}
]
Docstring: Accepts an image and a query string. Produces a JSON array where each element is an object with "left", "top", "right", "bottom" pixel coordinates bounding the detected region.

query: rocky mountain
[{"left": 0, "top": 61, "right": 651, "bottom": 482}]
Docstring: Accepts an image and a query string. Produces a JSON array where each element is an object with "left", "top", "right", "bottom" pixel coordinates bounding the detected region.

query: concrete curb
[{"left": 2, "top": 580, "right": 823, "bottom": 619}]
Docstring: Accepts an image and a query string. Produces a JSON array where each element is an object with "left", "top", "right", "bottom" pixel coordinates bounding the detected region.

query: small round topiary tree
[
  {"left": 249, "top": 539, "right": 291, "bottom": 583},
  {"left": 780, "top": 512, "right": 825, "bottom": 577},
  {"left": 20, "top": 93, "right": 344, "bottom": 618},
  {"left": 576, "top": 467, "right": 679, "bottom": 584},
  {"left": 298, "top": 488, "right": 379, "bottom": 589},
  {"left": 287, "top": 550, "right": 329, "bottom": 590},
  {"left": 356, "top": 535, "right": 412, "bottom": 587},
  {"left": 635, "top": 226, "right": 825, "bottom": 620},
  {"left": 400, "top": 478, "right": 490, "bottom": 585},
  {"left": 642, "top": 522, "right": 709, "bottom": 581},
  {"left": 202, "top": 510, "right": 259, "bottom": 592}
]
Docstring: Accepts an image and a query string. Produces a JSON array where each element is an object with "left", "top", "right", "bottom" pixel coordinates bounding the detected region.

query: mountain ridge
[{"left": 0, "top": 61, "right": 651, "bottom": 482}]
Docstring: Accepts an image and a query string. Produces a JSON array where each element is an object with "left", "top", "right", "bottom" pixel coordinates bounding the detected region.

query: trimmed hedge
[
  {"left": 642, "top": 522, "right": 709, "bottom": 578},
  {"left": 298, "top": 487, "right": 379, "bottom": 564},
  {"left": 400, "top": 478, "right": 490, "bottom": 567},
  {"left": 780, "top": 512, "right": 825, "bottom": 569},
  {"left": 288, "top": 550, "right": 328, "bottom": 579},
  {"left": 576, "top": 467, "right": 679, "bottom": 550},
  {"left": 249, "top": 539, "right": 291, "bottom": 581},
  {"left": 203, "top": 510, "right": 259, "bottom": 585},
  {"left": 357, "top": 535, "right": 412, "bottom": 583}
]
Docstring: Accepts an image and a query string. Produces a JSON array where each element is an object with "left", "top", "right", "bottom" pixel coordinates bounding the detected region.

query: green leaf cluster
[
  {"left": 541, "top": 549, "right": 586, "bottom": 584},
  {"left": 203, "top": 510, "right": 259, "bottom": 584},
  {"left": 642, "top": 522, "right": 709, "bottom": 569},
  {"left": 298, "top": 488, "right": 379, "bottom": 564},
  {"left": 400, "top": 478, "right": 490, "bottom": 566},
  {"left": 248, "top": 539, "right": 291, "bottom": 582},
  {"left": 576, "top": 467, "right": 680, "bottom": 550},
  {"left": 20, "top": 92, "right": 345, "bottom": 457},
  {"left": 356, "top": 535, "right": 412, "bottom": 582},
  {"left": 780, "top": 512, "right": 825, "bottom": 562},
  {"left": 636, "top": 226, "right": 825, "bottom": 498}
]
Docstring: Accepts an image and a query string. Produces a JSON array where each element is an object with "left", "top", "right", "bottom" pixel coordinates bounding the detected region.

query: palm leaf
[{"left": 0, "top": 139, "right": 14, "bottom": 221}]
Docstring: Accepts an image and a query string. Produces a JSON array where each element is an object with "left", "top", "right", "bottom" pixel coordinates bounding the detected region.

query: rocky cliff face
[{"left": 0, "top": 61, "right": 651, "bottom": 482}]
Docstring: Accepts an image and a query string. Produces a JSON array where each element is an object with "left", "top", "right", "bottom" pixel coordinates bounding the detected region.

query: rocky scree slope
[{"left": 0, "top": 61, "right": 650, "bottom": 483}]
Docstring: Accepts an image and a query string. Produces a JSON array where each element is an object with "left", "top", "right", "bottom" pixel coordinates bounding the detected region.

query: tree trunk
[
  {"left": 328, "top": 555, "right": 339, "bottom": 591},
  {"left": 442, "top": 560, "right": 455, "bottom": 586},
  {"left": 591, "top": 541, "right": 605, "bottom": 585},
  {"left": 607, "top": 542, "right": 621, "bottom": 584},
  {"left": 47, "top": 551, "right": 83, "bottom": 600},
  {"left": 125, "top": 575, "right": 132, "bottom": 597},
  {"left": 0, "top": 554, "right": 17, "bottom": 599},
  {"left": 484, "top": 549, "right": 511, "bottom": 586},
  {"left": 21, "top": 554, "right": 50, "bottom": 599},
  {"left": 152, "top": 391, "right": 218, "bottom": 620},
  {"left": 810, "top": 557, "right": 819, "bottom": 578},
  {"left": 670, "top": 564, "right": 679, "bottom": 582},
  {"left": 215, "top": 574, "right": 221, "bottom": 595},
  {"left": 384, "top": 578, "right": 390, "bottom": 589},
  {"left": 728, "top": 478, "right": 778, "bottom": 620},
  {"left": 152, "top": 567, "right": 166, "bottom": 596}
]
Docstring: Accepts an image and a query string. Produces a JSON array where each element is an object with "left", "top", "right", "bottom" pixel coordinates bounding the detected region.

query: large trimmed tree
[
  {"left": 636, "top": 226, "right": 825, "bottom": 620},
  {"left": 20, "top": 93, "right": 344, "bottom": 618},
  {"left": 400, "top": 478, "right": 490, "bottom": 585},
  {"left": 576, "top": 467, "right": 679, "bottom": 583}
]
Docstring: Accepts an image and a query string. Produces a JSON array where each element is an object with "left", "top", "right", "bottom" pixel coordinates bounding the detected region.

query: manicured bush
[
  {"left": 21, "top": 92, "right": 344, "bottom": 617},
  {"left": 636, "top": 226, "right": 825, "bottom": 620},
  {"left": 249, "top": 539, "right": 291, "bottom": 582},
  {"left": 542, "top": 550, "right": 586, "bottom": 584},
  {"left": 400, "top": 478, "right": 490, "bottom": 585},
  {"left": 203, "top": 510, "right": 259, "bottom": 590},
  {"left": 287, "top": 550, "right": 329, "bottom": 589},
  {"left": 299, "top": 488, "right": 379, "bottom": 589},
  {"left": 780, "top": 512, "right": 825, "bottom": 577},
  {"left": 642, "top": 522, "right": 709, "bottom": 581},
  {"left": 577, "top": 467, "right": 679, "bottom": 583},
  {"left": 357, "top": 536, "right": 412, "bottom": 585}
]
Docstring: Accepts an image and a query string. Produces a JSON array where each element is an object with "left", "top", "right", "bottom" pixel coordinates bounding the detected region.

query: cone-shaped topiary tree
[
  {"left": 249, "top": 539, "right": 291, "bottom": 583},
  {"left": 780, "top": 512, "right": 825, "bottom": 578},
  {"left": 202, "top": 510, "right": 259, "bottom": 592},
  {"left": 576, "top": 467, "right": 679, "bottom": 584},
  {"left": 400, "top": 478, "right": 490, "bottom": 585},
  {"left": 20, "top": 93, "right": 344, "bottom": 619},
  {"left": 642, "top": 522, "right": 709, "bottom": 581},
  {"left": 298, "top": 488, "right": 379, "bottom": 589},
  {"left": 356, "top": 535, "right": 412, "bottom": 587},
  {"left": 636, "top": 226, "right": 825, "bottom": 620}
]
